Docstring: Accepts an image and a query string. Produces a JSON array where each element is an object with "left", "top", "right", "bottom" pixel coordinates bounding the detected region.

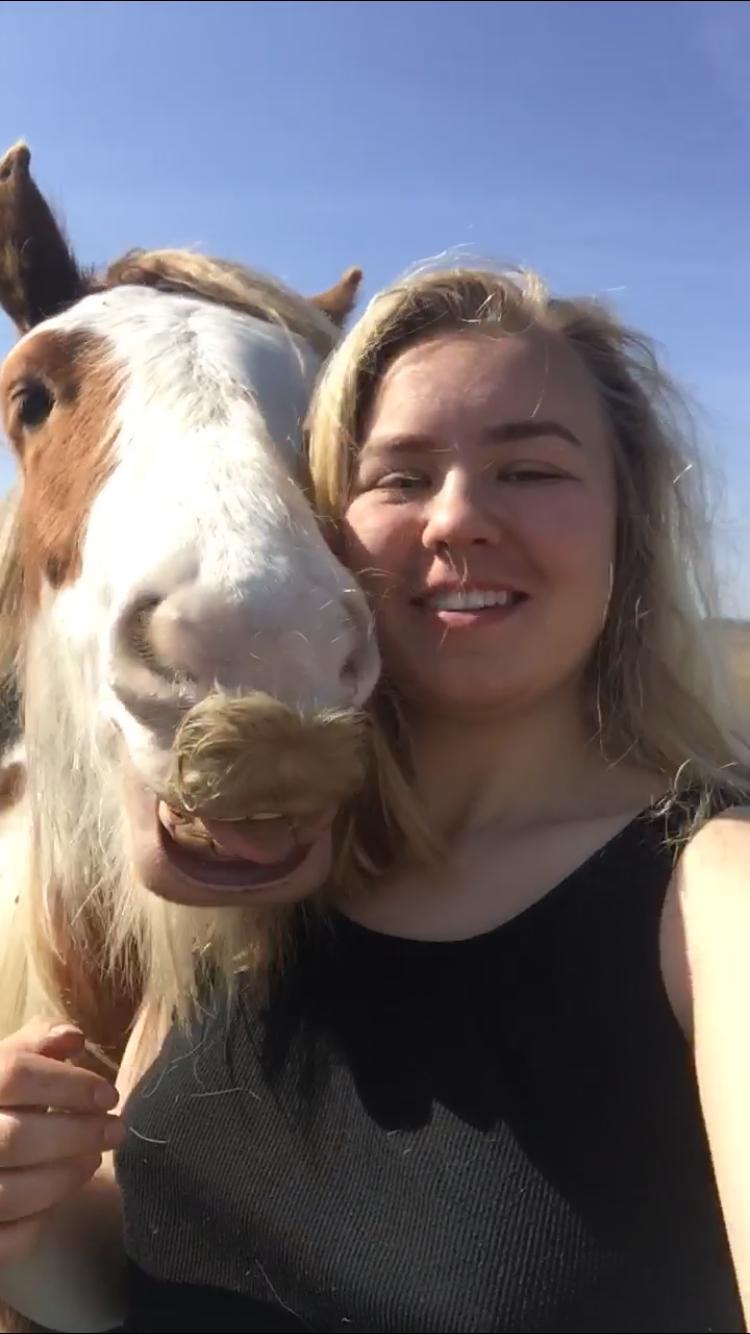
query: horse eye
[{"left": 16, "top": 380, "right": 55, "bottom": 430}]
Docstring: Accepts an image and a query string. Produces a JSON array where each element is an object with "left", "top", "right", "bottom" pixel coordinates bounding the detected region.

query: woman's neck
[{"left": 406, "top": 686, "right": 657, "bottom": 836}]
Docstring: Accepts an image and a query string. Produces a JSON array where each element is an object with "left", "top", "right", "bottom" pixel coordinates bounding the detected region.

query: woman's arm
[{"left": 666, "top": 806, "right": 750, "bottom": 1326}]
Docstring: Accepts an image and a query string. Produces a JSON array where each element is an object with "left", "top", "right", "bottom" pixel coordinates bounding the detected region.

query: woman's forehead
[{"left": 365, "top": 329, "right": 608, "bottom": 445}]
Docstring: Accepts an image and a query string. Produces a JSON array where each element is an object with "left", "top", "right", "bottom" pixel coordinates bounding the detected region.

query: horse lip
[
  {"left": 154, "top": 799, "right": 324, "bottom": 891},
  {"left": 108, "top": 665, "right": 195, "bottom": 733}
]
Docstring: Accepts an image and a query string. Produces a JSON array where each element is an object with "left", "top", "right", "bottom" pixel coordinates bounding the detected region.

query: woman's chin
[{"left": 395, "top": 665, "right": 533, "bottom": 717}]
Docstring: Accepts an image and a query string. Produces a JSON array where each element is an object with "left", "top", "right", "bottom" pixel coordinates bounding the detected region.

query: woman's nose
[{"left": 421, "top": 474, "right": 500, "bottom": 551}]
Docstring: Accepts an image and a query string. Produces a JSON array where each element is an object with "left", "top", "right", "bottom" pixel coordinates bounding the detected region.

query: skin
[
  {"left": 1, "top": 327, "right": 750, "bottom": 1331},
  {"left": 344, "top": 329, "right": 617, "bottom": 721}
]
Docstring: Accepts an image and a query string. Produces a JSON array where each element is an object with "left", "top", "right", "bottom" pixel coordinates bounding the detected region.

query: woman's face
[{"left": 342, "top": 329, "right": 617, "bottom": 717}]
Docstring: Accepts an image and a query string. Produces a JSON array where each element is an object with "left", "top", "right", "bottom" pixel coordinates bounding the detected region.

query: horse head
[{"left": 0, "top": 142, "right": 379, "bottom": 1037}]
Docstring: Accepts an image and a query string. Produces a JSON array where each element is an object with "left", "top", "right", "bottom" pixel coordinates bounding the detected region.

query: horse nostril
[
  {"left": 340, "top": 650, "right": 359, "bottom": 688},
  {"left": 118, "top": 593, "right": 162, "bottom": 670}
]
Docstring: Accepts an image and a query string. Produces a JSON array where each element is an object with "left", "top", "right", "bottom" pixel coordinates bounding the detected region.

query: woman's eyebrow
[{"left": 362, "top": 419, "right": 583, "bottom": 455}]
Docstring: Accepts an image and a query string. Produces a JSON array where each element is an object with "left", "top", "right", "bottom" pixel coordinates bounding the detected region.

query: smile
[{"left": 417, "top": 588, "right": 525, "bottom": 612}]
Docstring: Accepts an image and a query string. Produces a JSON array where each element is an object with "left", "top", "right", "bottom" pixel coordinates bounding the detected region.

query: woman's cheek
[
  {"left": 519, "top": 488, "right": 614, "bottom": 570},
  {"left": 342, "top": 501, "right": 410, "bottom": 575},
  {"left": 340, "top": 504, "right": 376, "bottom": 572}
]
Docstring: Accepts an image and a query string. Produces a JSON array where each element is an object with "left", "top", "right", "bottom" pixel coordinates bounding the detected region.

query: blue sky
[{"left": 0, "top": 0, "right": 748, "bottom": 612}]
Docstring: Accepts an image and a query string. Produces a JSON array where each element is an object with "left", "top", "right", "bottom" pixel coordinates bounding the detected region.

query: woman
[{"left": 0, "top": 264, "right": 748, "bottom": 1333}]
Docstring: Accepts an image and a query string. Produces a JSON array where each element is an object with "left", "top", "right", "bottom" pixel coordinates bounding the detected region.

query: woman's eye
[{"left": 502, "top": 468, "right": 563, "bottom": 483}]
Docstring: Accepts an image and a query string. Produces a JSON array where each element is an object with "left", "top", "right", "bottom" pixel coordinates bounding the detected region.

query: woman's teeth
[{"left": 423, "top": 589, "right": 516, "bottom": 611}]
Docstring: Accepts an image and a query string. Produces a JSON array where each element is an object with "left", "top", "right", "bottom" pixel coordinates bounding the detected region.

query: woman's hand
[{"left": 0, "top": 1019, "right": 123, "bottom": 1262}]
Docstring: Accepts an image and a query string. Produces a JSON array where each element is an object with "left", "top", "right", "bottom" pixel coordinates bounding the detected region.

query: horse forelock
[{"left": 98, "top": 248, "right": 341, "bottom": 359}]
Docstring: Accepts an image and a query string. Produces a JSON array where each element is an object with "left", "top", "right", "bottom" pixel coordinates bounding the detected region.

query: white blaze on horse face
[{"left": 38, "top": 286, "right": 378, "bottom": 791}]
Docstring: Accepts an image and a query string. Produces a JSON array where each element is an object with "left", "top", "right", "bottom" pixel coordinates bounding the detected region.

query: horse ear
[
  {"left": 0, "top": 141, "right": 85, "bottom": 333},
  {"left": 309, "top": 266, "right": 363, "bottom": 327}
]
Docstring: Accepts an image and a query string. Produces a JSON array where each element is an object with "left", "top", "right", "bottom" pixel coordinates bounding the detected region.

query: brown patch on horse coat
[
  {"left": 0, "top": 761, "right": 24, "bottom": 810},
  {"left": 0, "top": 329, "right": 121, "bottom": 606},
  {"left": 47, "top": 922, "right": 138, "bottom": 1066}
]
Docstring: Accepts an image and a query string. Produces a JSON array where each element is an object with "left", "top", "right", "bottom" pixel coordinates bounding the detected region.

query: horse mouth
[{"left": 155, "top": 800, "right": 328, "bottom": 891}]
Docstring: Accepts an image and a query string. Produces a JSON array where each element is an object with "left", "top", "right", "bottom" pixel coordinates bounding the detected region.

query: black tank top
[{"left": 117, "top": 800, "right": 743, "bottom": 1332}]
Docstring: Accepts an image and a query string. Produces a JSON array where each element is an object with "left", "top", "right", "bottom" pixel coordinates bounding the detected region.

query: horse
[{"left": 0, "top": 141, "right": 383, "bottom": 1067}]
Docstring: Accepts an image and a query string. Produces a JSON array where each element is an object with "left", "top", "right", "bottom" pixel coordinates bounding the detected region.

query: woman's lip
[{"left": 420, "top": 604, "right": 524, "bottom": 629}]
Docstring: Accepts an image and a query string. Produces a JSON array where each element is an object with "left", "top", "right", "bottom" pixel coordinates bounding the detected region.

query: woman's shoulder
[
  {"left": 660, "top": 795, "right": 750, "bottom": 1038},
  {"left": 670, "top": 799, "right": 750, "bottom": 945},
  {"left": 659, "top": 798, "right": 750, "bottom": 1318}
]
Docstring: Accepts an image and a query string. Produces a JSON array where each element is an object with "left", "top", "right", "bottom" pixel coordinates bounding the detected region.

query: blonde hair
[{"left": 308, "top": 263, "right": 750, "bottom": 831}]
